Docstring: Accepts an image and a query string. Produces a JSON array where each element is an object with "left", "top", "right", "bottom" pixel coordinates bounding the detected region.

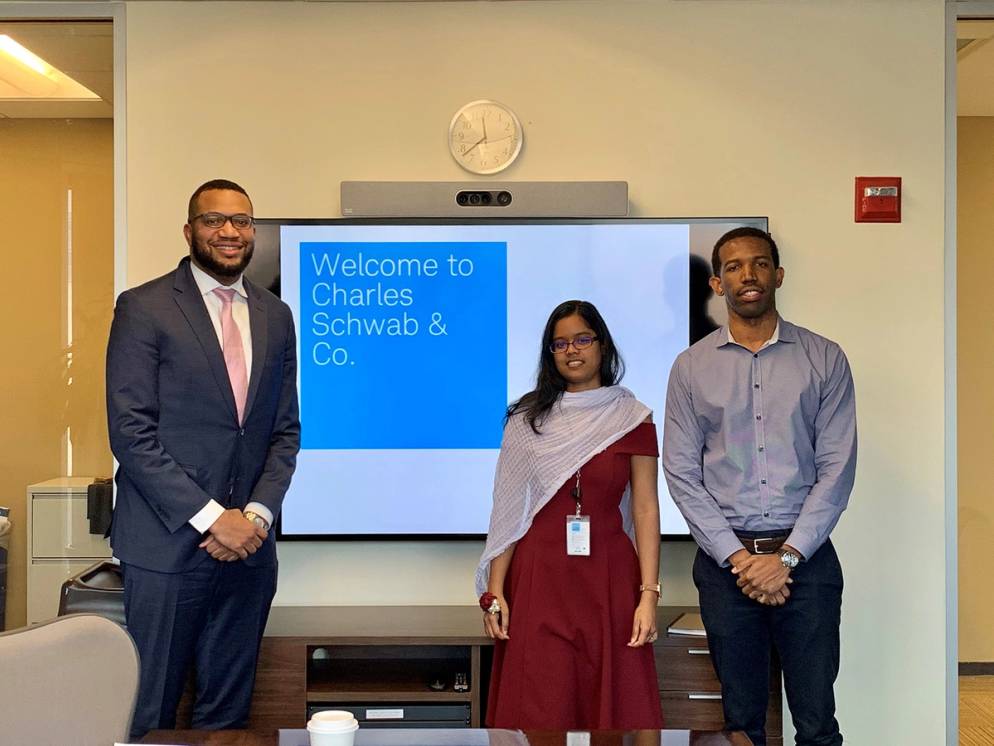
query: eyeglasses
[
  {"left": 190, "top": 212, "right": 255, "bottom": 230},
  {"left": 549, "top": 334, "right": 599, "bottom": 354}
]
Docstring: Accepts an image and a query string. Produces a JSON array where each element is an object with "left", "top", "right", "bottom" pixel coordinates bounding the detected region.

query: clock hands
[{"left": 463, "top": 132, "right": 488, "bottom": 156}]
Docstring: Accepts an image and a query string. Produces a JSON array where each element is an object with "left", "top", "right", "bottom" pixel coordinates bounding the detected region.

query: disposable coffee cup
[{"left": 307, "top": 710, "right": 359, "bottom": 746}]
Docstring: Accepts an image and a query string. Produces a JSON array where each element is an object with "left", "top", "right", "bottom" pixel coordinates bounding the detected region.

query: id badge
[{"left": 566, "top": 515, "right": 591, "bottom": 556}]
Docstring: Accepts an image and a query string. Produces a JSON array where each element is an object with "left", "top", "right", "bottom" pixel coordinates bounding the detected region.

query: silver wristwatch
[{"left": 779, "top": 550, "right": 800, "bottom": 569}]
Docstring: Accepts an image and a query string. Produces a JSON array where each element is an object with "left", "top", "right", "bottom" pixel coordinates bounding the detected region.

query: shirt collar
[
  {"left": 718, "top": 318, "right": 788, "bottom": 349},
  {"left": 189, "top": 258, "right": 248, "bottom": 299}
]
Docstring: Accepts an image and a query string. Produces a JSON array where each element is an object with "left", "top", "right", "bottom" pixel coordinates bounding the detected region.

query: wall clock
[{"left": 448, "top": 99, "right": 523, "bottom": 175}]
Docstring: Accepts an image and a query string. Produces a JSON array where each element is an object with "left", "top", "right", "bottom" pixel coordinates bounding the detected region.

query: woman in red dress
[{"left": 477, "top": 300, "right": 664, "bottom": 730}]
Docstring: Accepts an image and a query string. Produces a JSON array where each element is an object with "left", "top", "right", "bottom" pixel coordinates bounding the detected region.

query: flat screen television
[{"left": 246, "top": 217, "right": 767, "bottom": 539}]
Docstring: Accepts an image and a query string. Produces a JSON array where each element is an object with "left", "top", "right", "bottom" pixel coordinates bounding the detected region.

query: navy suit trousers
[
  {"left": 122, "top": 558, "right": 277, "bottom": 739},
  {"left": 693, "top": 540, "right": 843, "bottom": 746}
]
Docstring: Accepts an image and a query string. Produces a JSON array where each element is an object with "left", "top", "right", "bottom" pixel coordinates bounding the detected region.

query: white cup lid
[
  {"left": 307, "top": 710, "right": 359, "bottom": 733},
  {"left": 307, "top": 721, "right": 359, "bottom": 734}
]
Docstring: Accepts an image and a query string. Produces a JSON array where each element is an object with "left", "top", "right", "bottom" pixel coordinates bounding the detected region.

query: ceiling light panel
[{"left": 0, "top": 34, "right": 99, "bottom": 100}]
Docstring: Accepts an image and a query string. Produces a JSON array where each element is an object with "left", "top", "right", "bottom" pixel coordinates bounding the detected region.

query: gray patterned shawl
[{"left": 475, "top": 385, "right": 651, "bottom": 596}]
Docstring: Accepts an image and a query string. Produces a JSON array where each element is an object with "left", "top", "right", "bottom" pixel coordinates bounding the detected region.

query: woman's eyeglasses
[{"left": 549, "top": 334, "right": 599, "bottom": 354}]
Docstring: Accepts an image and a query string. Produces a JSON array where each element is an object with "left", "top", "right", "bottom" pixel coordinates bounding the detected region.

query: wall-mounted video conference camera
[
  {"left": 455, "top": 190, "right": 513, "bottom": 207},
  {"left": 340, "top": 181, "right": 629, "bottom": 217}
]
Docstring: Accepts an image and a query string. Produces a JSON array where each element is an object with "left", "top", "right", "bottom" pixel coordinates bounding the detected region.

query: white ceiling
[
  {"left": 0, "top": 16, "right": 990, "bottom": 119},
  {"left": 0, "top": 20, "right": 112, "bottom": 118}
]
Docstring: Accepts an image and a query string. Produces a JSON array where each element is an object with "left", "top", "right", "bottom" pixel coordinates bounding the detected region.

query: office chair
[
  {"left": 59, "top": 560, "right": 126, "bottom": 626},
  {"left": 0, "top": 613, "right": 139, "bottom": 746}
]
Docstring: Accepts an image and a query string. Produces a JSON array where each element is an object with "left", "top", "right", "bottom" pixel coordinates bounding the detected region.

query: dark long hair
[{"left": 506, "top": 300, "right": 625, "bottom": 433}]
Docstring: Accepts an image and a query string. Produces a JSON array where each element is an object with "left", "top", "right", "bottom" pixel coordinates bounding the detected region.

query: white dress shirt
[{"left": 187, "top": 260, "right": 273, "bottom": 533}]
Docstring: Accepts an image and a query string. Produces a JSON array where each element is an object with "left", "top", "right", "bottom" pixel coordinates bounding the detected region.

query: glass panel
[{"left": 0, "top": 19, "right": 113, "bottom": 630}]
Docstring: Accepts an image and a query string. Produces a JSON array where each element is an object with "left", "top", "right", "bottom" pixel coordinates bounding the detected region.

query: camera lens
[
  {"left": 496, "top": 191, "right": 512, "bottom": 206},
  {"left": 481, "top": 192, "right": 493, "bottom": 205},
  {"left": 456, "top": 192, "right": 469, "bottom": 206},
  {"left": 469, "top": 193, "right": 482, "bottom": 205}
]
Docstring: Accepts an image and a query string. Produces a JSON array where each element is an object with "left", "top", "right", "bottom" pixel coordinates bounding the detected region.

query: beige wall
[
  {"left": 0, "top": 118, "right": 114, "bottom": 629},
  {"left": 121, "top": 1, "right": 949, "bottom": 742},
  {"left": 958, "top": 116, "right": 994, "bottom": 663}
]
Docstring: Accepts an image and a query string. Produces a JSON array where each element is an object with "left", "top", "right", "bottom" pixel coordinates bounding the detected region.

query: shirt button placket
[{"left": 753, "top": 353, "right": 771, "bottom": 522}]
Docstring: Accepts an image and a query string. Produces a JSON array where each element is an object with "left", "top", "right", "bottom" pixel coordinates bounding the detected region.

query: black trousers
[
  {"left": 693, "top": 540, "right": 843, "bottom": 746},
  {"left": 122, "top": 558, "right": 277, "bottom": 740}
]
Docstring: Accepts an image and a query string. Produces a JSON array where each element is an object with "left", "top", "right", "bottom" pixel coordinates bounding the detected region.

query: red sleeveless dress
[{"left": 486, "top": 422, "right": 664, "bottom": 729}]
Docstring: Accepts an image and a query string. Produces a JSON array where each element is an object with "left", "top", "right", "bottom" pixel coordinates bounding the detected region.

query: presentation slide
[{"left": 277, "top": 221, "right": 697, "bottom": 537}]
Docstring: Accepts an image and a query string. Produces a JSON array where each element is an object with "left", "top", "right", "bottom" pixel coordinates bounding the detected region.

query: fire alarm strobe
[{"left": 855, "top": 176, "right": 901, "bottom": 223}]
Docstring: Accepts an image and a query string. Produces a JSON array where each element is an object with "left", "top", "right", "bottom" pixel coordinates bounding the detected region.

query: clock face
[{"left": 448, "top": 99, "right": 523, "bottom": 175}]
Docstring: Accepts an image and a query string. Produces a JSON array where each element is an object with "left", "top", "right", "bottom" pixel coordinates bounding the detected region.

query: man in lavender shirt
[{"left": 663, "top": 227, "right": 856, "bottom": 746}]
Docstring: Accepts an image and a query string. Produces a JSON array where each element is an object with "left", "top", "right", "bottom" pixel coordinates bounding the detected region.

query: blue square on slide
[{"left": 299, "top": 242, "right": 507, "bottom": 449}]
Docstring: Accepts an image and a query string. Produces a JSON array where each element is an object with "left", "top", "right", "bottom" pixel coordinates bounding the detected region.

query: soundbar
[{"left": 340, "top": 180, "right": 629, "bottom": 218}]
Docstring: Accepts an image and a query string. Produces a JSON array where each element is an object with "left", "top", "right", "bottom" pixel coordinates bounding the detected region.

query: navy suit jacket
[{"left": 106, "top": 257, "right": 300, "bottom": 573}]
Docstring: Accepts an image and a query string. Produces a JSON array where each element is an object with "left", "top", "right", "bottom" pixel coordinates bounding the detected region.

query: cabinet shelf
[
  {"left": 306, "top": 690, "right": 472, "bottom": 703},
  {"left": 305, "top": 644, "right": 474, "bottom": 710}
]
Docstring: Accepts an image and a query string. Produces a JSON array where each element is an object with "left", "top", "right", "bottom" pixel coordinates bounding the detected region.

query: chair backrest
[
  {"left": 0, "top": 613, "right": 139, "bottom": 746},
  {"left": 58, "top": 560, "right": 126, "bottom": 626}
]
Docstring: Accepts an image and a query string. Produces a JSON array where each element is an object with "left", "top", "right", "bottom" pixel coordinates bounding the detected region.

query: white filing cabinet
[{"left": 26, "top": 477, "right": 112, "bottom": 624}]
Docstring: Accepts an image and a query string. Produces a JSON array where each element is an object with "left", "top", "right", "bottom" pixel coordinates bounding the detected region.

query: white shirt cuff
[
  {"left": 189, "top": 499, "right": 225, "bottom": 534},
  {"left": 244, "top": 501, "right": 273, "bottom": 529}
]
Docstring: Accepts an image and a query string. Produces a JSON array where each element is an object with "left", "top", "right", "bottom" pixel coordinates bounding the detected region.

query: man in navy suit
[{"left": 106, "top": 179, "right": 300, "bottom": 738}]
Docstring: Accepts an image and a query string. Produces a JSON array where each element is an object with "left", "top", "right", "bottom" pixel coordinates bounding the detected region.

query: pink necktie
[{"left": 212, "top": 288, "right": 248, "bottom": 424}]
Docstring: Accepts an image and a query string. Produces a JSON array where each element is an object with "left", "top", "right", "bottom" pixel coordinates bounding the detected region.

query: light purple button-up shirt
[{"left": 663, "top": 318, "right": 857, "bottom": 565}]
